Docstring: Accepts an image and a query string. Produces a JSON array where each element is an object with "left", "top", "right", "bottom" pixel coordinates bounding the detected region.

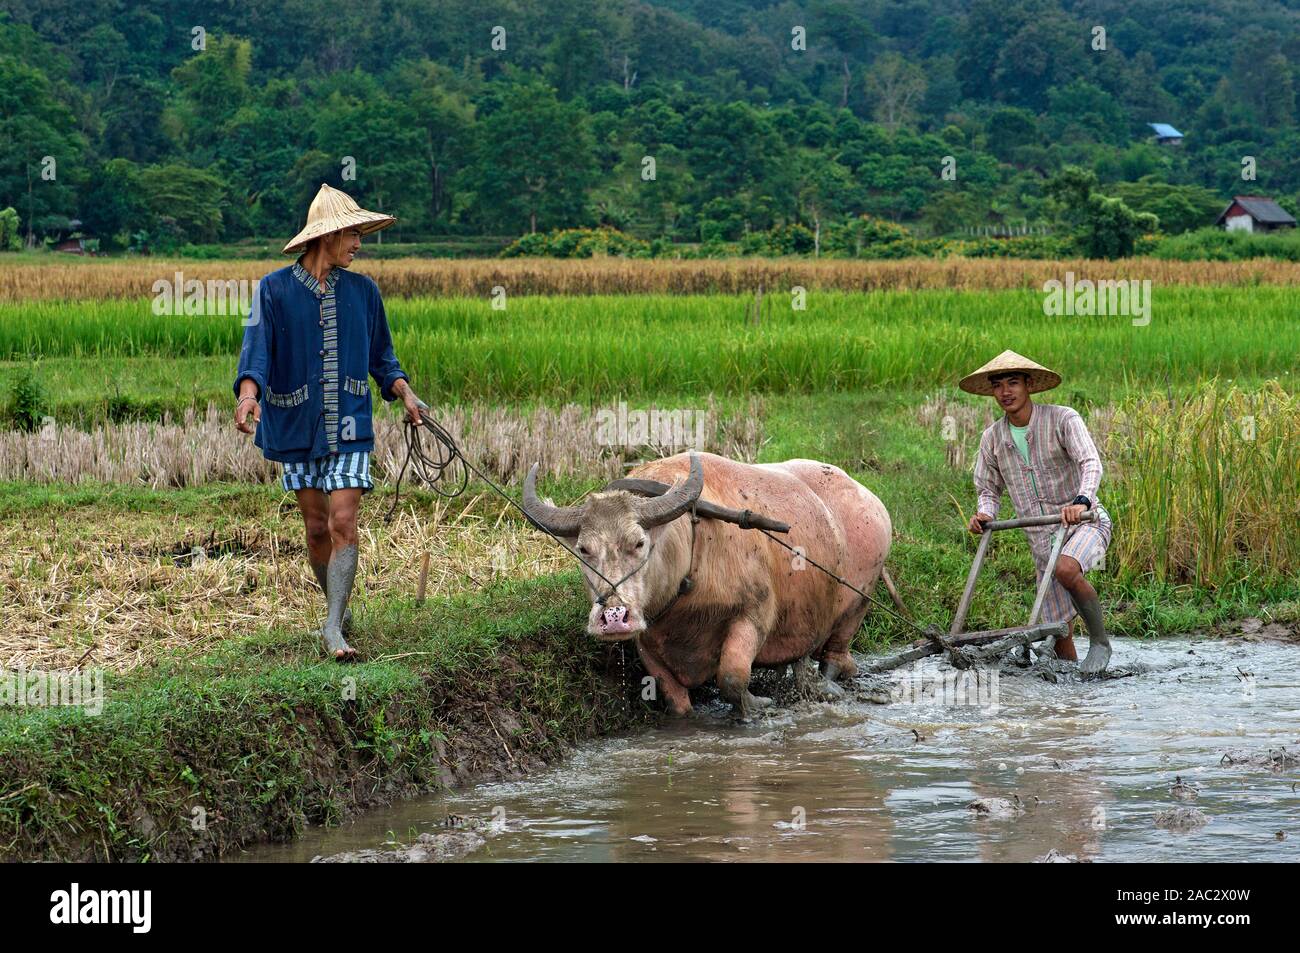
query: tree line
[{"left": 2, "top": 0, "right": 1298, "bottom": 253}]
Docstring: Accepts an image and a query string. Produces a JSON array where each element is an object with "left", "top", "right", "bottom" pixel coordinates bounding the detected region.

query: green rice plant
[{"left": 5, "top": 363, "right": 47, "bottom": 432}]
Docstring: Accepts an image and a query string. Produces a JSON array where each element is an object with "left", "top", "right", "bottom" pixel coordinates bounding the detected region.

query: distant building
[
  {"left": 1148, "top": 122, "right": 1184, "bottom": 145},
  {"left": 1215, "top": 196, "right": 1297, "bottom": 233},
  {"left": 53, "top": 218, "right": 93, "bottom": 254}
]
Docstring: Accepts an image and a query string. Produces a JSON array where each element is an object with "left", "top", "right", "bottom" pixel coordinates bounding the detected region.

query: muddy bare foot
[
  {"left": 311, "top": 607, "right": 352, "bottom": 636},
  {"left": 1080, "top": 642, "right": 1111, "bottom": 675},
  {"left": 321, "top": 623, "right": 358, "bottom": 662},
  {"left": 794, "top": 656, "right": 845, "bottom": 701}
]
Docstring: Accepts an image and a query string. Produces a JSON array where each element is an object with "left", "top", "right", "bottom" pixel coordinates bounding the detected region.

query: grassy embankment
[{"left": 0, "top": 550, "right": 652, "bottom": 861}]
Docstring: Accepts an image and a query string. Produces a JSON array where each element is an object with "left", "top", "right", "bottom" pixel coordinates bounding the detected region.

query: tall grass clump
[
  {"left": 4, "top": 364, "right": 47, "bottom": 432},
  {"left": 1152, "top": 227, "right": 1300, "bottom": 262},
  {"left": 1104, "top": 380, "right": 1300, "bottom": 587}
]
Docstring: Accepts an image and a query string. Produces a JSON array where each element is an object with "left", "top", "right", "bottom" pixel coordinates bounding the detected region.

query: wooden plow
[{"left": 864, "top": 511, "right": 1095, "bottom": 674}]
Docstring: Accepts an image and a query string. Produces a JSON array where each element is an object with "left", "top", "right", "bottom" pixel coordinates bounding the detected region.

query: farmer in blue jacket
[{"left": 234, "top": 184, "right": 425, "bottom": 660}]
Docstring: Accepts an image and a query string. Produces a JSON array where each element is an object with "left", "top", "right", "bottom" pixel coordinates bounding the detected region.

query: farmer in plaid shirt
[{"left": 963, "top": 350, "right": 1113, "bottom": 673}]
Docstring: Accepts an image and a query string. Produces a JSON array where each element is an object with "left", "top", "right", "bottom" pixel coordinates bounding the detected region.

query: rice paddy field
[
  {"left": 1, "top": 255, "right": 1298, "bottom": 860},
  {"left": 2, "top": 285, "right": 1296, "bottom": 420},
  {"left": 5, "top": 254, "right": 1300, "bottom": 301}
]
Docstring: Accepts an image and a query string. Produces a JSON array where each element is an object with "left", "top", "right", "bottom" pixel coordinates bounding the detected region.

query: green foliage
[
  {"left": 1078, "top": 194, "right": 1160, "bottom": 258},
  {"left": 947, "top": 234, "right": 1072, "bottom": 258},
  {"left": 79, "top": 160, "right": 148, "bottom": 249},
  {"left": 5, "top": 363, "right": 47, "bottom": 432},
  {"left": 824, "top": 214, "right": 913, "bottom": 256},
  {"left": 739, "top": 223, "right": 816, "bottom": 256},
  {"left": 463, "top": 77, "right": 598, "bottom": 235},
  {"left": 0, "top": 47, "right": 86, "bottom": 240},
  {"left": 1106, "top": 179, "right": 1223, "bottom": 235},
  {"left": 137, "top": 164, "right": 226, "bottom": 245},
  {"left": 1047, "top": 166, "right": 1159, "bottom": 258},
  {"left": 501, "top": 227, "right": 651, "bottom": 258},
  {"left": 0, "top": 207, "right": 20, "bottom": 251},
  {"left": 8, "top": 2, "right": 1300, "bottom": 255},
  {"left": 1152, "top": 227, "right": 1300, "bottom": 261}
]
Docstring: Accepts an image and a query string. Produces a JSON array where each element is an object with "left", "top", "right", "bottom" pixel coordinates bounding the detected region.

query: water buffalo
[{"left": 522, "top": 451, "right": 892, "bottom": 719}]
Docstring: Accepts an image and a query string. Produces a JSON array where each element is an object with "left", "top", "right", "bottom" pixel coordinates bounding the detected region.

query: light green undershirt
[{"left": 1009, "top": 422, "right": 1045, "bottom": 514}]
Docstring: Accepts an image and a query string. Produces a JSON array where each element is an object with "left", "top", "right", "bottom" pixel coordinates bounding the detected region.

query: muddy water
[{"left": 240, "top": 637, "right": 1300, "bottom": 862}]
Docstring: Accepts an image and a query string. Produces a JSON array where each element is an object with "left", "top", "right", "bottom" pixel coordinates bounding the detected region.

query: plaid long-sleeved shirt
[{"left": 973, "top": 402, "right": 1111, "bottom": 567}]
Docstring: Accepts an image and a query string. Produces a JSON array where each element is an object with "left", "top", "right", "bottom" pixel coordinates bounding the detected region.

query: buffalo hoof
[
  {"left": 794, "top": 657, "right": 844, "bottom": 701},
  {"left": 736, "top": 691, "right": 773, "bottom": 722}
]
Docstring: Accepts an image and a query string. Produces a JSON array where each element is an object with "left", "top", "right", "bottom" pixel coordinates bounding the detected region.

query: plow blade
[{"left": 863, "top": 622, "right": 1068, "bottom": 675}]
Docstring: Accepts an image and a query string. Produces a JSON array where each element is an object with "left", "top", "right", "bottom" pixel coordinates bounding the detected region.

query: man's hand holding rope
[{"left": 391, "top": 378, "right": 426, "bottom": 426}]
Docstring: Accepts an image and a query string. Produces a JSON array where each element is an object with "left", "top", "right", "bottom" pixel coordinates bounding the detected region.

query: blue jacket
[{"left": 233, "top": 261, "right": 409, "bottom": 463}]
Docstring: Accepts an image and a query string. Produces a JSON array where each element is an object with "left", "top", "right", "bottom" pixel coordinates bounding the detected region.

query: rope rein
[
  {"left": 754, "top": 527, "right": 932, "bottom": 638},
  {"left": 385, "top": 407, "right": 624, "bottom": 594}
]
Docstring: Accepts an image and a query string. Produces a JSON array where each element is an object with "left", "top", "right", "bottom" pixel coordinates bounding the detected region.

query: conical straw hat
[
  {"left": 958, "top": 349, "right": 1061, "bottom": 395},
  {"left": 282, "top": 183, "right": 396, "bottom": 254}
]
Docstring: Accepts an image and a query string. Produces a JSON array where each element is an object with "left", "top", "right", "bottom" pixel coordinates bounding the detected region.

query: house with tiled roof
[{"left": 1215, "top": 196, "right": 1297, "bottom": 232}]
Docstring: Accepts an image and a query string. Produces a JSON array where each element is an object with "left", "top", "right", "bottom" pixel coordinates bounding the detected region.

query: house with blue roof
[{"left": 1148, "top": 122, "right": 1184, "bottom": 145}]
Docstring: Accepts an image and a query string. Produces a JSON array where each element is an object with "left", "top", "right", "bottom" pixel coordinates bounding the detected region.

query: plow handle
[{"left": 983, "top": 511, "right": 1095, "bottom": 532}]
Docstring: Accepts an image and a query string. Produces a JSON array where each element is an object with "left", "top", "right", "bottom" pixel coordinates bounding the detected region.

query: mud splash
[{"left": 238, "top": 635, "right": 1300, "bottom": 863}]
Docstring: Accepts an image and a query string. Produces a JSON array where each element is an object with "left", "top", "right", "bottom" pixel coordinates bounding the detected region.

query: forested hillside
[{"left": 2, "top": 0, "right": 1297, "bottom": 250}]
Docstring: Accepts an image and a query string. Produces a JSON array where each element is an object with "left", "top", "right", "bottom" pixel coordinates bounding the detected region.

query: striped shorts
[{"left": 281, "top": 451, "right": 373, "bottom": 495}]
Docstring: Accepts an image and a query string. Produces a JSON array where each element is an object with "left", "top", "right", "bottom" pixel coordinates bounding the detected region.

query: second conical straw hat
[{"left": 958, "top": 349, "right": 1061, "bottom": 395}]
